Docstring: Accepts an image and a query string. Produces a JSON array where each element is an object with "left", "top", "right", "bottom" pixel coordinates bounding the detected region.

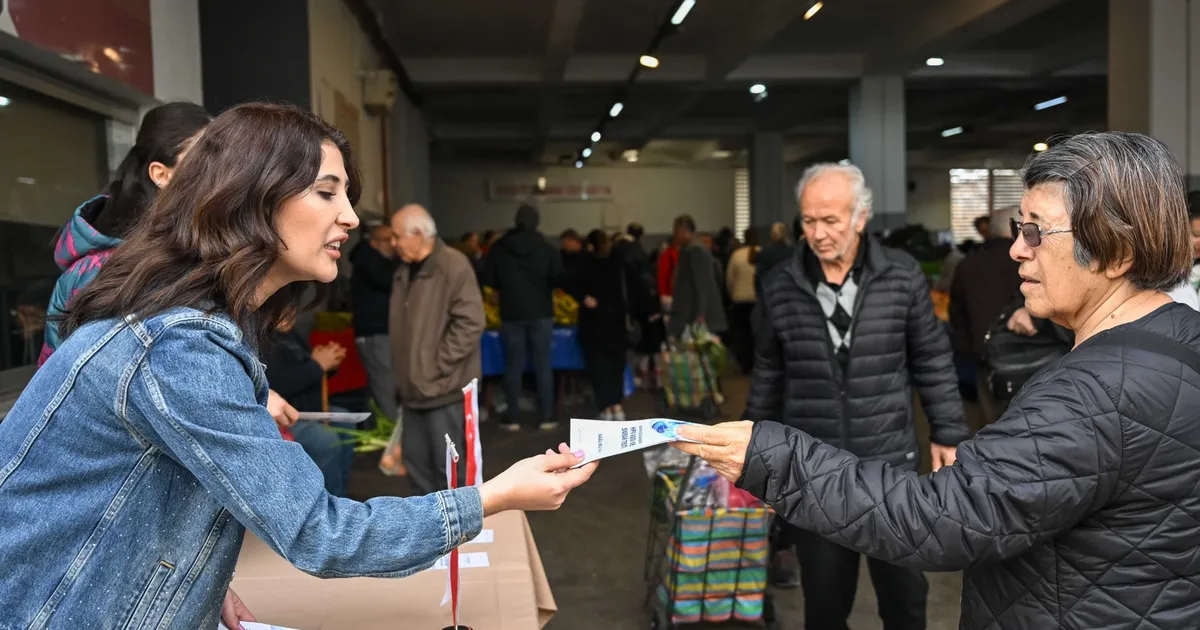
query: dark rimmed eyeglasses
[{"left": 1011, "top": 218, "right": 1072, "bottom": 248}]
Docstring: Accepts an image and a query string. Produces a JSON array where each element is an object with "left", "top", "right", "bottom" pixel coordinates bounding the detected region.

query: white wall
[
  {"left": 150, "top": 0, "right": 203, "bottom": 104},
  {"left": 906, "top": 167, "right": 951, "bottom": 230},
  {"left": 389, "top": 95, "right": 431, "bottom": 210},
  {"left": 430, "top": 165, "right": 736, "bottom": 240},
  {"left": 308, "top": 0, "right": 387, "bottom": 218}
]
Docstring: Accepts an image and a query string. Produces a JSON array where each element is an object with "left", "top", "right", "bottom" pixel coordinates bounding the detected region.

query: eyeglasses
[{"left": 1011, "top": 218, "right": 1072, "bottom": 248}]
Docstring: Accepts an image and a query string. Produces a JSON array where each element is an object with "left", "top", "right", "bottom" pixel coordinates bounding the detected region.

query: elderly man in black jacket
[{"left": 744, "top": 162, "right": 969, "bottom": 629}]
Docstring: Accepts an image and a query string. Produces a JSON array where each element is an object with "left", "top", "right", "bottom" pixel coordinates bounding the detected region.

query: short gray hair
[
  {"left": 796, "top": 162, "right": 874, "bottom": 222},
  {"left": 1022, "top": 131, "right": 1190, "bottom": 290},
  {"left": 396, "top": 204, "right": 438, "bottom": 240}
]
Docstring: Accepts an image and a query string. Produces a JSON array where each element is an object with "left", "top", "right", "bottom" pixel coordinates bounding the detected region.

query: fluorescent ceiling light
[
  {"left": 1034, "top": 142, "right": 1049, "bottom": 152},
  {"left": 711, "top": 150, "right": 732, "bottom": 159},
  {"left": 640, "top": 55, "right": 660, "bottom": 69},
  {"left": 575, "top": 160, "right": 583, "bottom": 168},
  {"left": 749, "top": 84, "right": 767, "bottom": 95},
  {"left": 591, "top": 131, "right": 602, "bottom": 142},
  {"left": 582, "top": 148, "right": 593, "bottom": 158},
  {"left": 941, "top": 126, "right": 964, "bottom": 138},
  {"left": 925, "top": 57, "right": 945, "bottom": 67},
  {"left": 804, "top": 2, "right": 823, "bottom": 19},
  {"left": 609, "top": 102, "right": 624, "bottom": 117},
  {"left": 671, "top": 0, "right": 695, "bottom": 25},
  {"left": 1034, "top": 96, "right": 1067, "bottom": 111}
]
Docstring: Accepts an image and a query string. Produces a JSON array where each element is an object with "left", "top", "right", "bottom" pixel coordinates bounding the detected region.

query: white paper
[
  {"left": 428, "top": 551, "right": 490, "bottom": 571},
  {"left": 467, "top": 528, "right": 493, "bottom": 544},
  {"left": 295, "top": 411, "right": 372, "bottom": 424},
  {"left": 219, "top": 623, "right": 299, "bottom": 630},
  {"left": 569, "top": 418, "right": 701, "bottom": 466}
]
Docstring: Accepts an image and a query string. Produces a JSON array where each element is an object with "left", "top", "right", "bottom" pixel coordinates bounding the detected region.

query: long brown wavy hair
[{"left": 61, "top": 102, "right": 362, "bottom": 349}]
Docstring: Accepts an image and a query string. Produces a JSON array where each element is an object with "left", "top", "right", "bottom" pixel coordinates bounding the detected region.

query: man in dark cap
[{"left": 481, "top": 204, "right": 564, "bottom": 431}]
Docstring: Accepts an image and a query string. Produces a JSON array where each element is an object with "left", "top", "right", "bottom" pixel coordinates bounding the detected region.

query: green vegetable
[{"left": 328, "top": 400, "right": 396, "bottom": 453}]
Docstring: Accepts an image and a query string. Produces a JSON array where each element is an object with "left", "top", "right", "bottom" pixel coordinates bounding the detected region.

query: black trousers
[
  {"left": 789, "top": 527, "right": 927, "bottom": 630},
  {"left": 583, "top": 347, "right": 626, "bottom": 410},
  {"left": 730, "top": 302, "right": 756, "bottom": 373},
  {"left": 401, "top": 401, "right": 467, "bottom": 496}
]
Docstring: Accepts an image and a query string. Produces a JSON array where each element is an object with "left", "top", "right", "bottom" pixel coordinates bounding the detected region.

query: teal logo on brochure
[{"left": 651, "top": 420, "right": 689, "bottom": 440}]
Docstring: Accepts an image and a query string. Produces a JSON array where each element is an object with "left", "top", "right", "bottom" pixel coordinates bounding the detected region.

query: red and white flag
[
  {"left": 442, "top": 435, "right": 461, "bottom": 626},
  {"left": 463, "top": 379, "right": 483, "bottom": 487},
  {"left": 440, "top": 380, "right": 484, "bottom": 628}
]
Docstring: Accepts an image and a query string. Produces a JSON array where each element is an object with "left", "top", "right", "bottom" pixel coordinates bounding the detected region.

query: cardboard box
[{"left": 230, "top": 510, "right": 556, "bottom": 630}]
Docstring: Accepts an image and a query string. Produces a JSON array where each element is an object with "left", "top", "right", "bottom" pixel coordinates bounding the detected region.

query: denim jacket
[{"left": 0, "top": 308, "right": 483, "bottom": 629}]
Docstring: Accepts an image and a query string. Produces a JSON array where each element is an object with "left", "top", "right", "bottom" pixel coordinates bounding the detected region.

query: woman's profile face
[
  {"left": 1011, "top": 183, "right": 1103, "bottom": 323},
  {"left": 274, "top": 141, "right": 359, "bottom": 284}
]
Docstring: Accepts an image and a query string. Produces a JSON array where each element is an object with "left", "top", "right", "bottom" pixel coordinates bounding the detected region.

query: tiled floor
[{"left": 349, "top": 374, "right": 984, "bottom": 629}]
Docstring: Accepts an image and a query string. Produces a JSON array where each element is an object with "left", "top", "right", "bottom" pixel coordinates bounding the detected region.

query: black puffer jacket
[
  {"left": 739, "top": 302, "right": 1200, "bottom": 629},
  {"left": 480, "top": 206, "right": 563, "bottom": 322},
  {"left": 745, "top": 236, "right": 969, "bottom": 467}
]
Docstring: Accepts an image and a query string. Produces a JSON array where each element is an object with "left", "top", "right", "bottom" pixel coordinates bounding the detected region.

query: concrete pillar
[
  {"left": 749, "top": 132, "right": 789, "bottom": 231},
  {"left": 849, "top": 76, "right": 906, "bottom": 231},
  {"left": 1109, "top": 0, "right": 1200, "bottom": 189}
]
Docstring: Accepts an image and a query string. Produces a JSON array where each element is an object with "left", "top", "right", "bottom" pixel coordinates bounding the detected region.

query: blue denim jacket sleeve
[{"left": 132, "top": 318, "right": 483, "bottom": 578}]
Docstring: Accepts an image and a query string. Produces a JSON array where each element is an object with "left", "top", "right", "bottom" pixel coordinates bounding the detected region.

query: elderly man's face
[
  {"left": 389, "top": 216, "right": 427, "bottom": 263},
  {"left": 800, "top": 172, "right": 867, "bottom": 263},
  {"left": 1011, "top": 183, "right": 1099, "bottom": 322},
  {"left": 370, "top": 226, "right": 395, "bottom": 258}
]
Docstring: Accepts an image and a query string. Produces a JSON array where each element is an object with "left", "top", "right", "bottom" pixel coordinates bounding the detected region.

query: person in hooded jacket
[
  {"left": 481, "top": 204, "right": 563, "bottom": 431},
  {"left": 673, "top": 131, "right": 1200, "bottom": 630},
  {"left": 39, "top": 102, "right": 212, "bottom": 367}
]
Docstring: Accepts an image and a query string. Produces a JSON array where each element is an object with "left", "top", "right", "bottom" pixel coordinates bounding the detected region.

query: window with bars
[
  {"left": 949, "top": 168, "right": 1024, "bottom": 243},
  {"left": 734, "top": 168, "right": 750, "bottom": 241}
]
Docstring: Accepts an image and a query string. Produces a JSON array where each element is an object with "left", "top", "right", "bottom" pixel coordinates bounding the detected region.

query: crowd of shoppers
[{"left": 12, "top": 92, "right": 1200, "bottom": 630}]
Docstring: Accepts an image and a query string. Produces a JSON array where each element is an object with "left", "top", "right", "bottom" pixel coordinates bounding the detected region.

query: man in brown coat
[{"left": 389, "top": 204, "right": 485, "bottom": 494}]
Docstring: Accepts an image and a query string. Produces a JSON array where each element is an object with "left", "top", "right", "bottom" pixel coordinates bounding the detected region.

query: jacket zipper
[
  {"left": 787, "top": 258, "right": 873, "bottom": 451},
  {"left": 838, "top": 267, "right": 873, "bottom": 451}
]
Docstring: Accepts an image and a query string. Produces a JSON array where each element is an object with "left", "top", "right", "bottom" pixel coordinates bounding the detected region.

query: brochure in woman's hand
[{"left": 569, "top": 418, "right": 702, "bottom": 467}]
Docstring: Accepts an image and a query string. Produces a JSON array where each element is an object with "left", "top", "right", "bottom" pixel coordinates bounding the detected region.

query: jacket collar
[
  {"left": 410, "top": 239, "right": 445, "bottom": 279},
  {"left": 790, "top": 233, "right": 881, "bottom": 291}
]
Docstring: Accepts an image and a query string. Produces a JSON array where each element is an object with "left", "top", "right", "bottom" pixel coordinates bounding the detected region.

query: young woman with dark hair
[
  {"left": 39, "top": 101, "right": 213, "bottom": 366},
  {"left": 575, "top": 229, "right": 651, "bottom": 421},
  {"left": 0, "top": 102, "right": 597, "bottom": 628}
]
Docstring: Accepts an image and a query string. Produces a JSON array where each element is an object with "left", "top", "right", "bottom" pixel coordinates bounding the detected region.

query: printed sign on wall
[{"left": 487, "top": 181, "right": 614, "bottom": 203}]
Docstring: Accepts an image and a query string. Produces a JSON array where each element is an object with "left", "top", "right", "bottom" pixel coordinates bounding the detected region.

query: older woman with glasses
[{"left": 673, "top": 132, "right": 1200, "bottom": 629}]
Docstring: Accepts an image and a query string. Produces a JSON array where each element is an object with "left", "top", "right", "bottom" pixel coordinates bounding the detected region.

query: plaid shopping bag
[
  {"left": 658, "top": 507, "right": 772, "bottom": 624},
  {"left": 659, "top": 346, "right": 715, "bottom": 409}
]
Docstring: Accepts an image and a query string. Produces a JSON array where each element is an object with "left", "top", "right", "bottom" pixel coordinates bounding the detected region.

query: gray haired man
[
  {"left": 389, "top": 204, "right": 484, "bottom": 494},
  {"left": 745, "top": 163, "right": 969, "bottom": 629}
]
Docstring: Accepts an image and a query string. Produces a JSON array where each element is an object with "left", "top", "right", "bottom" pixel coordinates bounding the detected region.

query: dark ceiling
[{"left": 364, "top": 0, "right": 1109, "bottom": 167}]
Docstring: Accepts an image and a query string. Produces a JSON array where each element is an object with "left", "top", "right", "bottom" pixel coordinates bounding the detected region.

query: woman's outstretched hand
[
  {"left": 672, "top": 421, "right": 754, "bottom": 482},
  {"left": 479, "top": 443, "right": 598, "bottom": 515}
]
